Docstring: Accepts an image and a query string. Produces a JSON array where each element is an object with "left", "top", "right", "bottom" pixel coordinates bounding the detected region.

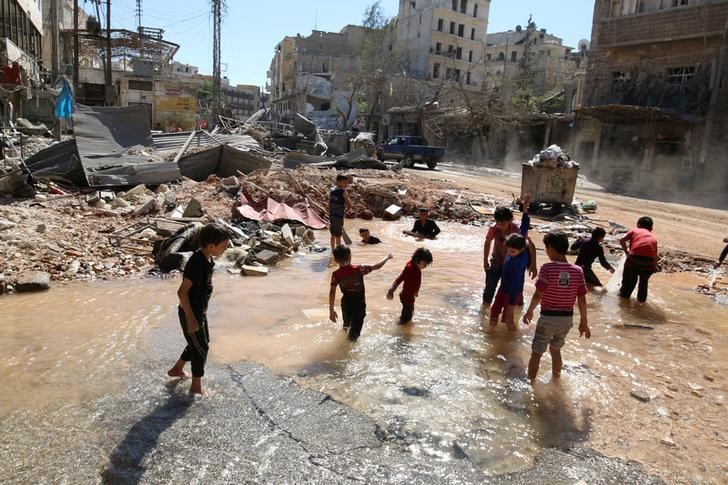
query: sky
[{"left": 103, "top": 0, "right": 595, "bottom": 88}]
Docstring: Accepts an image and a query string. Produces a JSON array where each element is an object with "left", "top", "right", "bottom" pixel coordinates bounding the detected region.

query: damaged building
[
  {"left": 267, "top": 26, "right": 372, "bottom": 129},
  {"left": 577, "top": 0, "right": 728, "bottom": 198}
]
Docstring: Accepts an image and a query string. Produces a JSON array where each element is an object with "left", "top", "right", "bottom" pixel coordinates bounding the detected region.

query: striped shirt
[{"left": 535, "top": 262, "right": 587, "bottom": 312}]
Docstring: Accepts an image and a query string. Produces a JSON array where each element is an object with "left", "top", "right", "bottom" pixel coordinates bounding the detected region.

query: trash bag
[{"left": 54, "top": 78, "right": 74, "bottom": 120}]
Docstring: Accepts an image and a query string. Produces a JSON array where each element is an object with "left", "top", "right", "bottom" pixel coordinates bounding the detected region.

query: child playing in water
[
  {"left": 488, "top": 195, "right": 531, "bottom": 333},
  {"left": 575, "top": 227, "right": 615, "bottom": 289},
  {"left": 387, "top": 247, "right": 433, "bottom": 325},
  {"left": 359, "top": 228, "right": 381, "bottom": 245},
  {"left": 523, "top": 230, "right": 590, "bottom": 382},
  {"left": 482, "top": 202, "right": 537, "bottom": 307},
  {"left": 330, "top": 245, "right": 393, "bottom": 341},
  {"left": 619, "top": 216, "right": 658, "bottom": 303},
  {"left": 167, "top": 223, "right": 231, "bottom": 395},
  {"left": 329, "top": 174, "right": 351, "bottom": 250},
  {"left": 403, "top": 207, "right": 441, "bottom": 239}
]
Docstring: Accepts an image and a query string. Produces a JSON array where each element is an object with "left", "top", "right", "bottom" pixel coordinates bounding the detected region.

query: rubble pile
[
  {"left": 526, "top": 144, "right": 580, "bottom": 169},
  {"left": 235, "top": 166, "right": 504, "bottom": 224}
]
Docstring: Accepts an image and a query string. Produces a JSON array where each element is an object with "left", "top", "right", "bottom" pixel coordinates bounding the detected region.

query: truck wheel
[
  {"left": 404, "top": 155, "right": 415, "bottom": 168},
  {"left": 426, "top": 159, "right": 438, "bottom": 170}
]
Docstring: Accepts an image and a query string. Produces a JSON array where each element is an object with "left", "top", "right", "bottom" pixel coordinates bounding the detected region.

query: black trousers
[
  {"left": 399, "top": 301, "right": 415, "bottom": 324},
  {"left": 620, "top": 258, "right": 655, "bottom": 303},
  {"left": 582, "top": 266, "right": 604, "bottom": 287},
  {"left": 178, "top": 307, "right": 209, "bottom": 378},
  {"left": 482, "top": 266, "right": 503, "bottom": 304},
  {"left": 341, "top": 295, "right": 366, "bottom": 341}
]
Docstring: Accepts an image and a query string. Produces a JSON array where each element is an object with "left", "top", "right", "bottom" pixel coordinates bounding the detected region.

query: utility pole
[
  {"left": 135, "top": 0, "right": 142, "bottom": 31},
  {"left": 211, "top": 0, "right": 222, "bottom": 126},
  {"left": 73, "top": 0, "right": 79, "bottom": 88},
  {"left": 50, "top": 0, "right": 60, "bottom": 79},
  {"left": 106, "top": 0, "right": 112, "bottom": 104}
]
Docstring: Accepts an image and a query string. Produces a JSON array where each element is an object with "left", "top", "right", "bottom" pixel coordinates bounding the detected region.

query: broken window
[
  {"left": 458, "top": 24, "right": 464, "bottom": 37},
  {"left": 611, "top": 71, "right": 631, "bottom": 93},
  {"left": 446, "top": 67, "right": 453, "bottom": 80},
  {"left": 454, "top": 69, "right": 461, "bottom": 81},
  {"left": 487, "top": 53, "right": 492, "bottom": 61},
  {"left": 322, "top": 61, "right": 329, "bottom": 73},
  {"left": 438, "top": 19, "right": 443, "bottom": 31},
  {"left": 471, "top": 28, "right": 475, "bottom": 40},
  {"left": 448, "top": 44, "right": 454, "bottom": 55},
  {"left": 433, "top": 63, "right": 440, "bottom": 79},
  {"left": 452, "top": 0, "right": 458, "bottom": 10},
  {"left": 469, "top": 50, "right": 473, "bottom": 62},
  {"left": 497, "top": 52, "right": 505, "bottom": 61},
  {"left": 461, "top": 0, "right": 468, "bottom": 14},
  {"left": 456, "top": 47, "right": 462, "bottom": 60},
  {"left": 474, "top": 3, "right": 478, "bottom": 17},
  {"left": 511, "top": 51, "right": 517, "bottom": 62},
  {"left": 436, "top": 42, "right": 442, "bottom": 54},
  {"left": 466, "top": 72, "right": 471, "bottom": 84},
  {"left": 666, "top": 66, "right": 696, "bottom": 91},
  {"left": 450, "top": 22, "right": 455, "bottom": 34}
]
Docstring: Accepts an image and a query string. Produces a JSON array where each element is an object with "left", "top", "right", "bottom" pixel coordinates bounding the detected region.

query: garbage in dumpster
[{"left": 526, "top": 144, "right": 579, "bottom": 169}]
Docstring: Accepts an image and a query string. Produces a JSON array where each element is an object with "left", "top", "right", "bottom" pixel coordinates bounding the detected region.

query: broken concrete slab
[
  {"left": 15, "top": 271, "right": 51, "bottom": 292},
  {"left": 255, "top": 249, "right": 281, "bottom": 266},
  {"left": 123, "top": 184, "right": 151, "bottom": 200},
  {"left": 241, "top": 265, "right": 269, "bottom": 276},
  {"left": 133, "top": 198, "right": 161, "bottom": 217},
  {"left": 182, "top": 198, "right": 204, "bottom": 218},
  {"left": 281, "top": 224, "right": 295, "bottom": 246}
]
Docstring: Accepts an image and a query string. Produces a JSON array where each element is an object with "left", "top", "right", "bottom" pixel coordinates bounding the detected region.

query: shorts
[
  {"left": 329, "top": 216, "right": 344, "bottom": 237},
  {"left": 531, "top": 314, "right": 573, "bottom": 354}
]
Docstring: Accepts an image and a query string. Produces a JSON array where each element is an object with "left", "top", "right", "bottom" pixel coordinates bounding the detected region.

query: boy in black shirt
[
  {"left": 167, "top": 223, "right": 230, "bottom": 395},
  {"left": 574, "top": 227, "right": 615, "bottom": 288},
  {"left": 403, "top": 207, "right": 441, "bottom": 239},
  {"left": 359, "top": 228, "right": 381, "bottom": 244}
]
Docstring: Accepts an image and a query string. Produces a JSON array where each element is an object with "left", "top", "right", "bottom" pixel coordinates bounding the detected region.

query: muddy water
[{"left": 2, "top": 220, "right": 727, "bottom": 480}]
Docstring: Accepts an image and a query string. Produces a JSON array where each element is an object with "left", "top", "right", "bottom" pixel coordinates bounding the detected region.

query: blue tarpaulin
[{"left": 54, "top": 79, "right": 74, "bottom": 119}]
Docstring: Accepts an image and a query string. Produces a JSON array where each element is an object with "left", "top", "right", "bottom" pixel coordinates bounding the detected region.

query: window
[
  {"left": 466, "top": 72, "right": 471, "bottom": 84},
  {"left": 436, "top": 42, "right": 442, "bottom": 54},
  {"left": 461, "top": 0, "right": 468, "bottom": 14},
  {"left": 433, "top": 63, "right": 440, "bottom": 78},
  {"left": 666, "top": 66, "right": 696, "bottom": 91},
  {"left": 454, "top": 69, "right": 461, "bottom": 81},
  {"left": 129, "top": 80, "right": 153, "bottom": 91},
  {"left": 611, "top": 71, "right": 631, "bottom": 93},
  {"left": 458, "top": 24, "right": 464, "bottom": 37},
  {"left": 497, "top": 52, "right": 505, "bottom": 61},
  {"left": 456, "top": 47, "right": 462, "bottom": 60},
  {"left": 322, "top": 61, "right": 329, "bottom": 73},
  {"left": 450, "top": 21, "right": 455, "bottom": 34},
  {"left": 446, "top": 67, "right": 453, "bottom": 80},
  {"left": 448, "top": 44, "right": 454, "bottom": 55},
  {"left": 511, "top": 51, "right": 518, "bottom": 62},
  {"left": 469, "top": 50, "right": 473, "bottom": 62},
  {"left": 437, "top": 18, "right": 443, "bottom": 31},
  {"left": 474, "top": 3, "right": 478, "bottom": 17},
  {"left": 486, "top": 53, "right": 492, "bottom": 61},
  {"left": 452, "top": 0, "right": 457, "bottom": 10},
  {"left": 471, "top": 28, "right": 475, "bottom": 40}
]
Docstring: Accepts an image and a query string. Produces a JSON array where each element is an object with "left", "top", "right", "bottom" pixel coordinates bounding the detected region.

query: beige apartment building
[{"left": 395, "top": 0, "right": 490, "bottom": 90}]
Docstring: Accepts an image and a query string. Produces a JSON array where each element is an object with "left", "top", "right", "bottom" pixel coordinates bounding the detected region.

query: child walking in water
[
  {"left": 329, "top": 174, "right": 351, "bottom": 250},
  {"left": 387, "top": 247, "right": 433, "bottom": 325},
  {"left": 167, "top": 223, "right": 230, "bottom": 395},
  {"left": 488, "top": 195, "right": 532, "bottom": 333},
  {"left": 523, "top": 231, "right": 590, "bottom": 382},
  {"left": 575, "top": 227, "right": 615, "bottom": 289},
  {"left": 330, "top": 245, "right": 393, "bottom": 341},
  {"left": 619, "top": 216, "right": 658, "bottom": 304}
]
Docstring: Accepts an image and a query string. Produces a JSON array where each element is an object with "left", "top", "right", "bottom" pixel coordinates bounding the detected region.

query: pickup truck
[{"left": 376, "top": 136, "right": 445, "bottom": 170}]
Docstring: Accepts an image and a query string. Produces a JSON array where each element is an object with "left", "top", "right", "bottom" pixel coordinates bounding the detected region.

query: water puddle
[{"left": 2, "top": 219, "right": 727, "bottom": 479}]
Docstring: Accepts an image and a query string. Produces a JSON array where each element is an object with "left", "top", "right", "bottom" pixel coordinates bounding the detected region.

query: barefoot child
[
  {"left": 167, "top": 223, "right": 231, "bottom": 395},
  {"left": 483, "top": 203, "right": 537, "bottom": 307},
  {"left": 403, "top": 207, "right": 441, "bottom": 239},
  {"left": 523, "top": 231, "right": 590, "bottom": 381},
  {"left": 329, "top": 174, "right": 351, "bottom": 250},
  {"left": 488, "top": 195, "right": 532, "bottom": 332},
  {"left": 575, "top": 227, "right": 615, "bottom": 289},
  {"left": 387, "top": 247, "right": 433, "bottom": 324},
  {"left": 329, "top": 245, "right": 393, "bottom": 341},
  {"left": 359, "top": 228, "right": 382, "bottom": 245},
  {"left": 619, "top": 216, "right": 658, "bottom": 303}
]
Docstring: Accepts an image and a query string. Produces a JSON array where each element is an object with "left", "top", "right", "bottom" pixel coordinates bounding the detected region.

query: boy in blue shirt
[{"left": 487, "top": 194, "right": 532, "bottom": 333}]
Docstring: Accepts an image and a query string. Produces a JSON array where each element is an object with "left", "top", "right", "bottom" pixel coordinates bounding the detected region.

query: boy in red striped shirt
[{"left": 523, "top": 231, "right": 591, "bottom": 382}]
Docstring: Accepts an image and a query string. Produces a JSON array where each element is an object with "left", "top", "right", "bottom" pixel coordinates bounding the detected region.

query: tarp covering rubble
[{"left": 235, "top": 193, "right": 327, "bottom": 229}]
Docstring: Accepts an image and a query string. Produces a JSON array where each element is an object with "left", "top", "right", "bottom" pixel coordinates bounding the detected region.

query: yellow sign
[{"left": 155, "top": 96, "right": 196, "bottom": 113}]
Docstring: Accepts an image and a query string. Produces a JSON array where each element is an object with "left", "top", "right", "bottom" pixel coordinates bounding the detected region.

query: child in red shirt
[
  {"left": 619, "top": 216, "right": 658, "bottom": 303},
  {"left": 330, "top": 245, "right": 392, "bottom": 341},
  {"left": 523, "top": 231, "right": 590, "bottom": 382},
  {"left": 387, "top": 247, "right": 433, "bottom": 324}
]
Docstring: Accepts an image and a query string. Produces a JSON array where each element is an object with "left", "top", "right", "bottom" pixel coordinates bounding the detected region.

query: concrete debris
[
  {"left": 241, "top": 265, "right": 269, "bottom": 277},
  {"left": 182, "top": 198, "right": 204, "bottom": 218},
  {"left": 630, "top": 390, "right": 651, "bottom": 403},
  {"left": 254, "top": 249, "right": 281, "bottom": 266},
  {"left": 15, "top": 271, "right": 51, "bottom": 292}
]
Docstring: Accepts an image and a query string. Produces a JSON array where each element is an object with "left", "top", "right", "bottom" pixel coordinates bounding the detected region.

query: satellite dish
[{"left": 578, "top": 39, "right": 590, "bottom": 52}]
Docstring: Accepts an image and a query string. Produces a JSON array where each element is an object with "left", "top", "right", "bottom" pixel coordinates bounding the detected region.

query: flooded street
[{"left": 2, "top": 219, "right": 727, "bottom": 483}]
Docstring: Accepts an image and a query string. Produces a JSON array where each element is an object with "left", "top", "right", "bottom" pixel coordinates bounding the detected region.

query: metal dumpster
[{"left": 521, "top": 163, "right": 580, "bottom": 206}]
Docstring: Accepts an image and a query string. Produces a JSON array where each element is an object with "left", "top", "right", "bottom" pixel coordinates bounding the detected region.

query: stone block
[
  {"left": 15, "top": 271, "right": 51, "bottom": 292},
  {"left": 241, "top": 265, "right": 269, "bottom": 276}
]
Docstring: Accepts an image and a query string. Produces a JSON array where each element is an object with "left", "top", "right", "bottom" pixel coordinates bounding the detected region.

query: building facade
[
  {"left": 577, "top": 0, "right": 728, "bottom": 196},
  {"left": 483, "top": 25, "right": 581, "bottom": 96},
  {"left": 223, "top": 84, "right": 261, "bottom": 120},
  {"left": 395, "top": 0, "right": 490, "bottom": 89},
  {"left": 0, "top": 0, "right": 42, "bottom": 86}
]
